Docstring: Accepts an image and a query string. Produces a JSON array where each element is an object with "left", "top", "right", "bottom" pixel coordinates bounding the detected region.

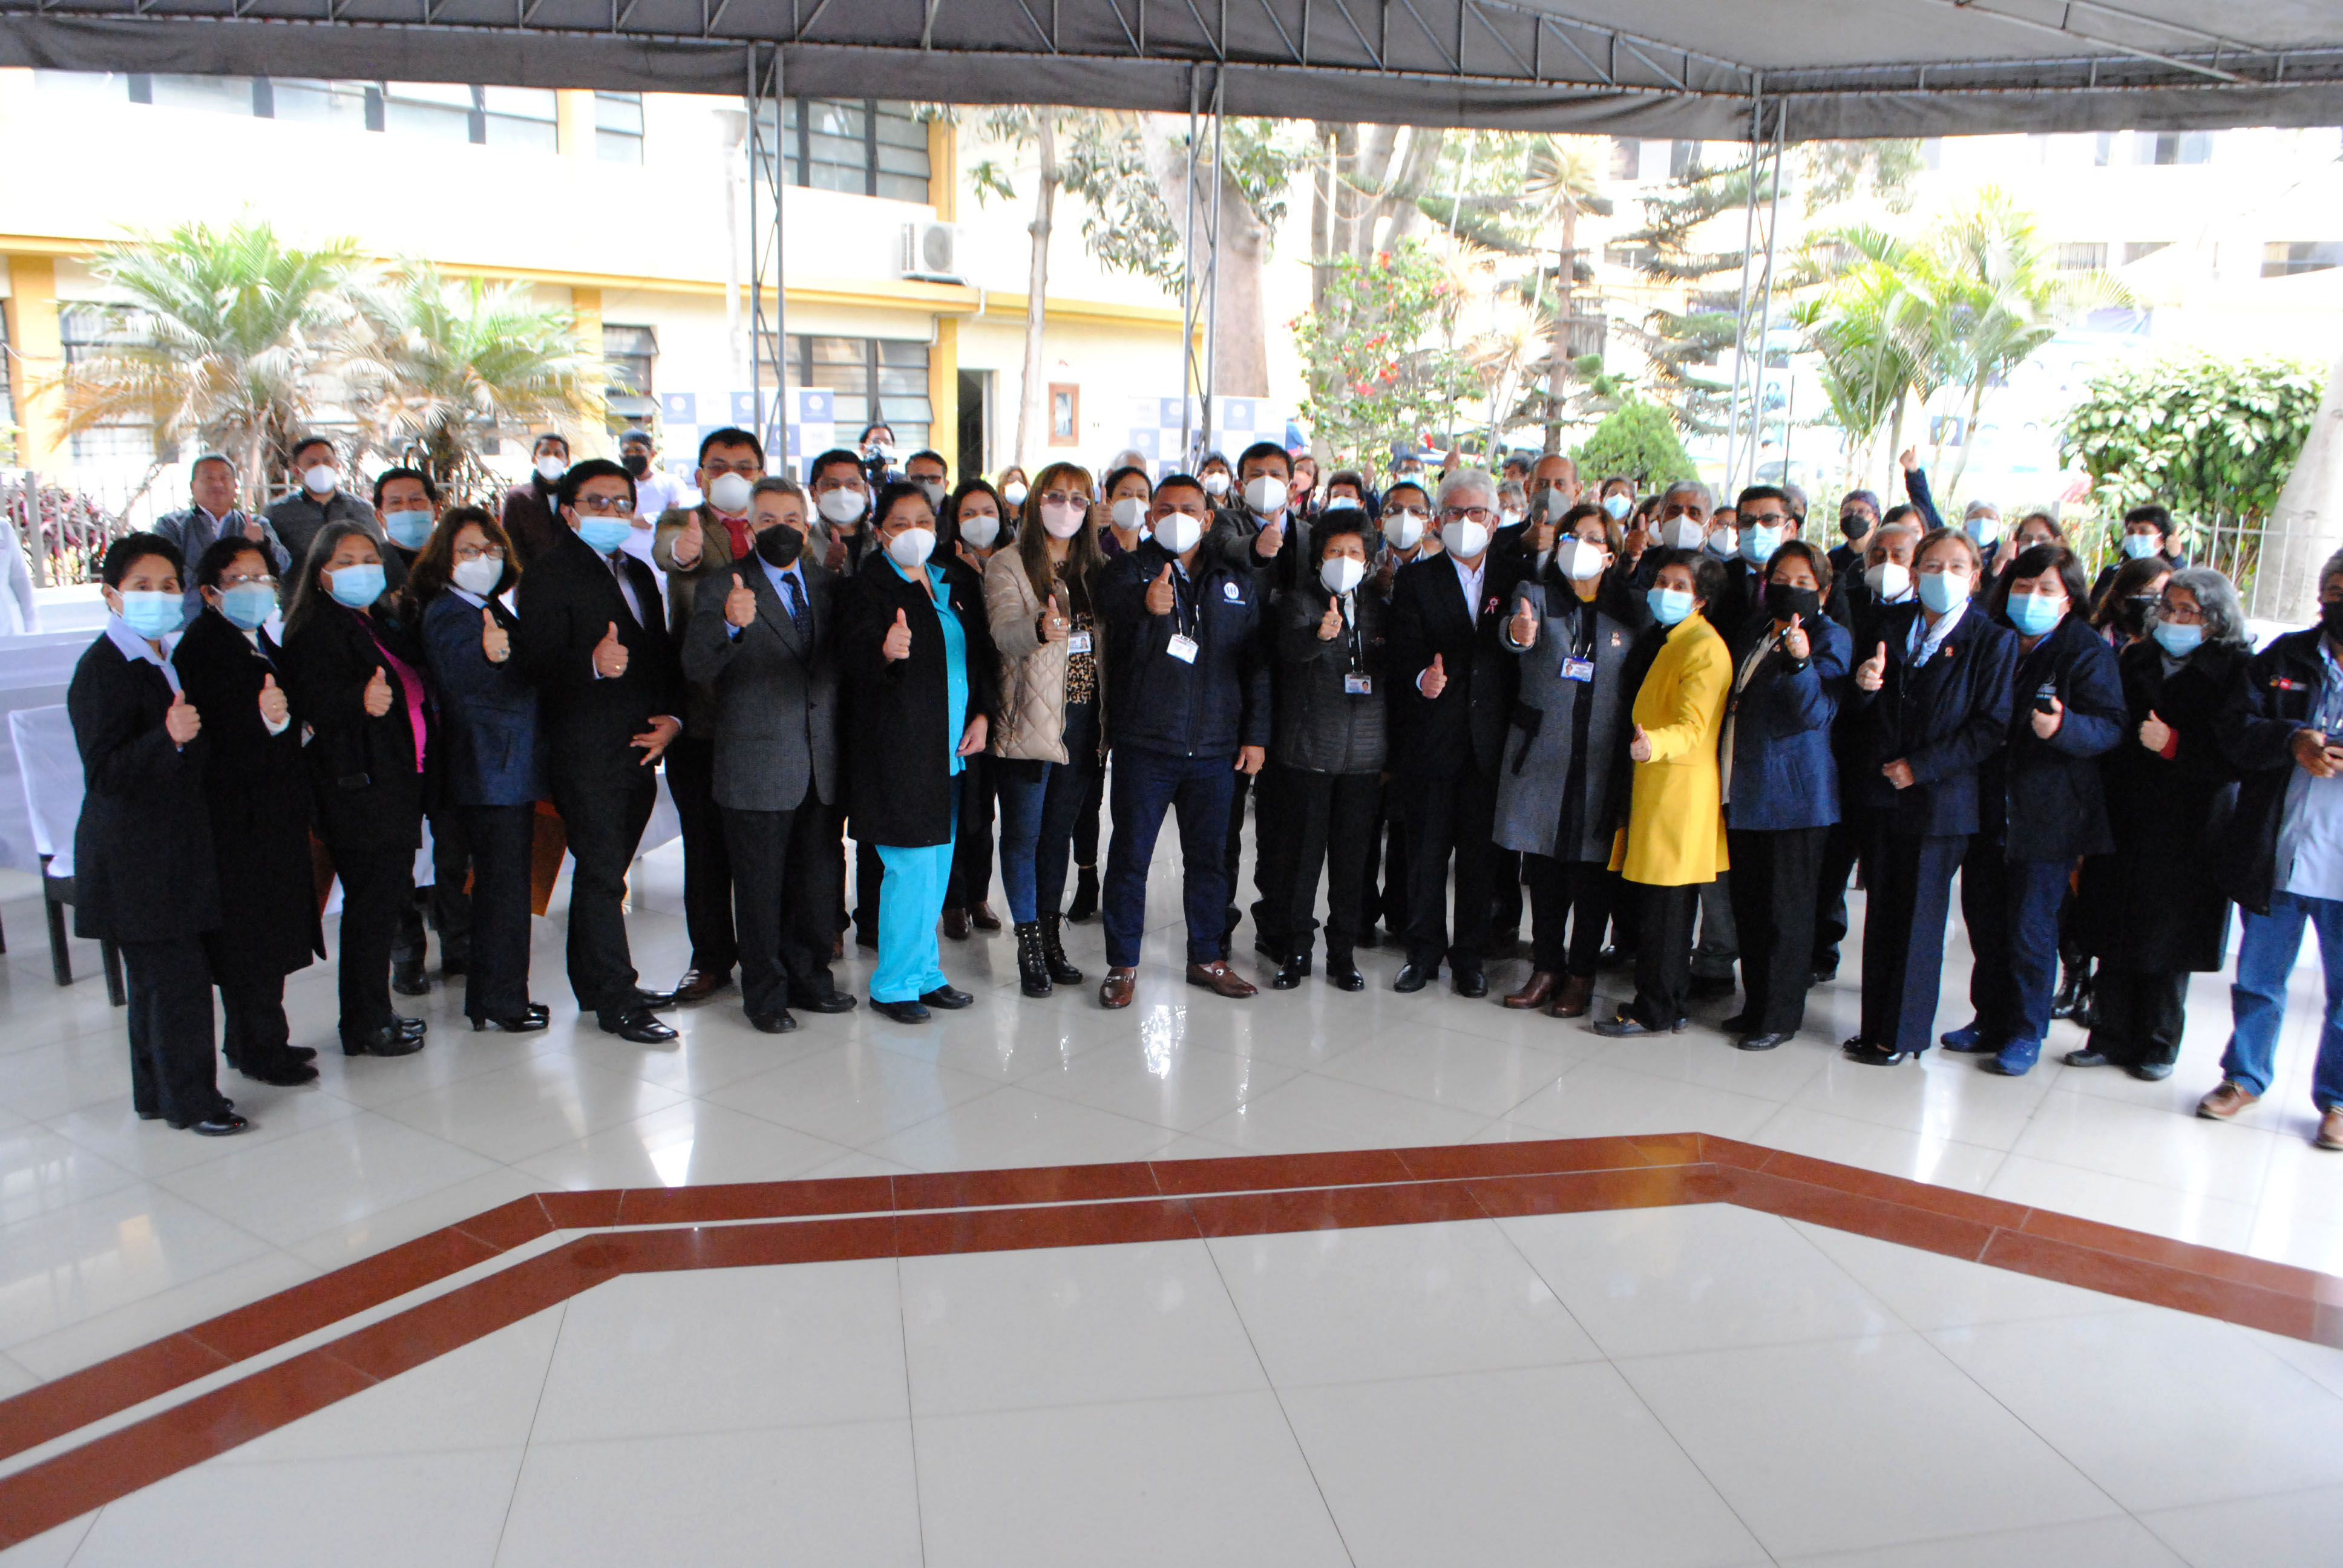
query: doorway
[{"left": 957, "top": 369, "right": 989, "bottom": 482}]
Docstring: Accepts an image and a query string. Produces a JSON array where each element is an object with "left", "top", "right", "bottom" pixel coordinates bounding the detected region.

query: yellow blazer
[{"left": 1611, "top": 613, "right": 1732, "bottom": 886}]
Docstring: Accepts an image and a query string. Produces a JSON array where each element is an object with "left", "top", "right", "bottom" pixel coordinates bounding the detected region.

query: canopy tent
[{"left": 1, "top": 1, "right": 2340, "bottom": 140}]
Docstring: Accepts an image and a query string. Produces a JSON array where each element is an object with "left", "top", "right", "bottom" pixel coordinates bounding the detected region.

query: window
[
  {"left": 1608, "top": 139, "right": 1640, "bottom": 181},
  {"left": 603, "top": 325, "right": 657, "bottom": 424},
  {"left": 2264, "top": 242, "right": 2343, "bottom": 278},
  {"left": 1048, "top": 384, "right": 1080, "bottom": 446},
  {"left": 2138, "top": 132, "right": 2211, "bottom": 166},
  {"left": 784, "top": 336, "right": 931, "bottom": 452},
  {"left": 1668, "top": 140, "right": 1701, "bottom": 180},
  {"left": 2123, "top": 240, "right": 2172, "bottom": 265},
  {"left": 478, "top": 86, "right": 558, "bottom": 152},
  {"left": 129, "top": 74, "right": 257, "bottom": 115},
  {"left": 57, "top": 303, "right": 156, "bottom": 466},
  {"left": 594, "top": 92, "right": 644, "bottom": 163},
  {"left": 380, "top": 80, "right": 474, "bottom": 143},
  {"left": 1604, "top": 243, "right": 1656, "bottom": 271},
  {"left": 86, "top": 71, "right": 562, "bottom": 149},
  {"left": 756, "top": 99, "right": 931, "bottom": 203},
  {"left": 266, "top": 78, "right": 370, "bottom": 129},
  {"left": 2055, "top": 242, "right": 2108, "bottom": 272}
]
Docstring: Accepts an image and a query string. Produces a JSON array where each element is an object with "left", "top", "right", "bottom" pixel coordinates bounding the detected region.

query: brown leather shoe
[
  {"left": 1099, "top": 966, "right": 1138, "bottom": 1009},
  {"left": 942, "top": 906, "right": 971, "bottom": 941},
  {"left": 969, "top": 901, "right": 1003, "bottom": 932},
  {"left": 2318, "top": 1106, "right": 2343, "bottom": 1151},
  {"left": 2197, "top": 1080, "right": 2259, "bottom": 1120},
  {"left": 1547, "top": 974, "right": 1596, "bottom": 1019},
  {"left": 671, "top": 968, "right": 732, "bottom": 1006},
  {"left": 1504, "top": 970, "right": 1558, "bottom": 1010},
  {"left": 1185, "top": 960, "right": 1258, "bottom": 999}
]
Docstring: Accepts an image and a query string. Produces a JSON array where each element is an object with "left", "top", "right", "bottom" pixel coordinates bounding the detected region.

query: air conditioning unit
[{"left": 900, "top": 220, "right": 962, "bottom": 283}]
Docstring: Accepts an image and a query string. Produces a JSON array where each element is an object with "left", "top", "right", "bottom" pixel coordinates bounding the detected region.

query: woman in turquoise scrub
[{"left": 841, "top": 480, "right": 998, "bottom": 1022}]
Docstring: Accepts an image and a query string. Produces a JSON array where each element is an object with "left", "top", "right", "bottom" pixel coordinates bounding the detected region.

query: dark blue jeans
[
  {"left": 1104, "top": 743, "right": 1236, "bottom": 968},
  {"left": 1961, "top": 848, "right": 2071, "bottom": 1048},
  {"left": 996, "top": 704, "right": 1100, "bottom": 924}
]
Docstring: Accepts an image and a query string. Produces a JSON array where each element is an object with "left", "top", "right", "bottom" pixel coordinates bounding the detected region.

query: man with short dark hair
[
  {"left": 806, "top": 446, "right": 877, "bottom": 575},
  {"left": 905, "top": 449, "right": 950, "bottom": 512},
  {"left": 619, "top": 428, "right": 685, "bottom": 525},
  {"left": 267, "top": 436, "right": 382, "bottom": 581},
  {"left": 156, "top": 454, "right": 287, "bottom": 621},
  {"left": 501, "top": 432, "right": 573, "bottom": 567}
]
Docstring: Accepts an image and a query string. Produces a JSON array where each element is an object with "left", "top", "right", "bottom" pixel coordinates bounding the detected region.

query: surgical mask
[
  {"left": 1244, "top": 475, "right": 1286, "bottom": 517},
  {"left": 1917, "top": 569, "right": 1968, "bottom": 613},
  {"left": 959, "top": 512, "right": 1003, "bottom": 550},
  {"left": 1866, "top": 560, "right": 1913, "bottom": 602},
  {"left": 816, "top": 486, "right": 867, "bottom": 526},
  {"left": 2152, "top": 620, "right": 2203, "bottom": 657},
  {"left": 382, "top": 509, "right": 434, "bottom": 550},
  {"left": 921, "top": 479, "right": 948, "bottom": 508},
  {"left": 1322, "top": 495, "right": 1362, "bottom": 514},
  {"left": 1769, "top": 584, "right": 1821, "bottom": 627},
  {"left": 1562, "top": 540, "right": 1607, "bottom": 581},
  {"left": 1740, "top": 524, "right": 1782, "bottom": 564},
  {"left": 116, "top": 590, "right": 182, "bottom": 639},
  {"left": 451, "top": 557, "right": 505, "bottom": 597},
  {"left": 708, "top": 473, "right": 755, "bottom": 515},
  {"left": 1320, "top": 555, "right": 1365, "bottom": 596},
  {"left": 2122, "top": 532, "right": 2162, "bottom": 560},
  {"left": 1155, "top": 511, "right": 1202, "bottom": 556},
  {"left": 535, "top": 456, "right": 567, "bottom": 485},
  {"left": 1040, "top": 501, "right": 1084, "bottom": 541},
  {"left": 1447, "top": 519, "right": 1491, "bottom": 558},
  {"left": 1705, "top": 528, "right": 1737, "bottom": 559},
  {"left": 1663, "top": 517, "right": 1705, "bottom": 552},
  {"left": 1385, "top": 510, "right": 1426, "bottom": 550},
  {"left": 218, "top": 582, "right": 276, "bottom": 630},
  {"left": 1110, "top": 496, "right": 1148, "bottom": 533},
  {"left": 621, "top": 452, "right": 650, "bottom": 479},
  {"left": 886, "top": 527, "right": 936, "bottom": 570},
  {"left": 326, "top": 562, "right": 385, "bottom": 607},
  {"left": 1966, "top": 513, "right": 2002, "bottom": 548},
  {"left": 1840, "top": 511, "right": 1870, "bottom": 539},
  {"left": 577, "top": 517, "right": 634, "bottom": 554},
  {"left": 755, "top": 523, "right": 805, "bottom": 568},
  {"left": 1647, "top": 586, "right": 1694, "bottom": 626},
  {"left": 1201, "top": 471, "right": 1231, "bottom": 497},
  {"left": 1499, "top": 508, "right": 1524, "bottom": 529},
  {"left": 2007, "top": 591, "right": 2065, "bottom": 637},
  {"left": 301, "top": 464, "right": 336, "bottom": 495},
  {"left": 1602, "top": 494, "right": 1632, "bottom": 520},
  {"left": 1003, "top": 482, "right": 1028, "bottom": 506}
]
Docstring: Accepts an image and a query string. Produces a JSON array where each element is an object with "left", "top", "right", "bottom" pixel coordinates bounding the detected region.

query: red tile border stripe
[{"left": 2, "top": 1132, "right": 2338, "bottom": 1549}]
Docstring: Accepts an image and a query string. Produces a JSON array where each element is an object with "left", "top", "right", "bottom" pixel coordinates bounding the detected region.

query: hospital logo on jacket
[{"left": 1223, "top": 581, "right": 1242, "bottom": 601}]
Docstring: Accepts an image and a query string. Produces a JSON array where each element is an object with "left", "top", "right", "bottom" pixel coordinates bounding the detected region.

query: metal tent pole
[
  {"left": 1743, "top": 99, "right": 1787, "bottom": 488},
  {"left": 747, "top": 44, "right": 789, "bottom": 463},
  {"left": 1204, "top": 67, "right": 1224, "bottom": 463},
  {"left": 1180, "top": 69, "right": 1200, "bottom": 469},
  {"left": 1722, "top": 83, "right": 1764, "bottom": 497}
]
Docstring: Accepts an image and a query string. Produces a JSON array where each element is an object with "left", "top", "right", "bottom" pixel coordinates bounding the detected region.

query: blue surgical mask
[
  {"left": 1602, "top": 494, "right": 1632, "bottom": 520},
  {"left": 2152, "top": 620, "right": 2203, "bottom": 657},
  {"left": 577, "top": 517, "right": 634, "bottom": 555},
  {"left": 218, "top": 583, "right": 275, "bottom": 630},
  {"left": 1647, "top": 586, "right": 1694, "bottom": 626},
  {"left": 1740, "top": 524, "right": 1782, "bottom": 564},
  {"left": 2006, "top": 591, "right": 2064, "bottom": 638},
  {"left": 1917, "top": 569, "right": 1968, "bottom": 613},
  {"left": 2121, "top": 533, "right": 2162, "bottom": 561},
  {"left": 116, "top": 590, "right": 182, "bottom": 640},
  {"left": 382, "top": 509, "right": 435, "bottom": 550},
  {"left": 326, "top": 562, "right": 385, "bottom": 609}
]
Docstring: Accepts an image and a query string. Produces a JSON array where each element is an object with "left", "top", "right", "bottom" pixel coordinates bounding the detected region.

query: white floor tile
[
  {"left": 698, "top": 1042, "right": 1001, "bottom": 1149},
  {"left": 1015, "top": 1033, "right": 1303, "bottom": 1132},
  {"left": 370, "top": 1055, "right": 690, "bottom": 1165},
  {"left": 2138, "top": 1481, "right": 2343, "bottom": 1568},
  {"left": 1313, "top": 1025, "right": 1585, "bottom": 1117},
  {"left": 1750, "top": 1103, "right": 2007, "bottom": 1192},
  {"left": 1187, "top": 1070, "right": 1493, "bottom": 1154},
  {"left": 154, "top": 1111, "right": 504, "bottom": 1248},
  {"left": 1497, "top": 1060, "right": 1783, "bottom": 1141},
  {"left": 1784, "top": 1049, "right": 2062, "bottom": 1152},
  {"left": 1775, "top": 1514, "right": 2188, "bottom": 1567},
  {"left": 0, "top": 1514, "right": 94, "bottom": 1567},
  {"left": 863, "top": 1082, "right": 1179, "bottom": 1171},
  {"left": 2012, "top": 1087, "right": 2282, "bottom": 1205},
  {"left": 1788, "top": 1219, "right": 2145, "bottom": 1331},
  {"left": 0, "top": 1122, "right": 140, "bottom": 1224},
  {"left": 283, "top": 1164, "right": 551, "bottom": 1272},
  {"left": 511, "top": 1099, "right": 853, "bottom": 1191},
  {"left": 1984, "top": 1154, "right": 2259, "bottom": 1253},
  {"left": 0, "top": 1183, "right": 278, "bottom": 1351},
  {"left": 5, "top": 1246, "right": 319, "bottom": 1379}
]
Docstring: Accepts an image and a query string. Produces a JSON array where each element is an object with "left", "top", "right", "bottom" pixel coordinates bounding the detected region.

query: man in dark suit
[
  {"left": 514, "top": 459, "right": 686, "bottom": 1043},
  {"left": 679, "top": 478, "right": 853, "bottom": 1034},
  {"left": 1385, "top": 469, "right": 1528, "bottom": 996},
  {"left": 500, "top": 433, "right": 571, "bottom": 566},
  {"left": 268, "top": 436, "right": 390, "bottom": 589}
]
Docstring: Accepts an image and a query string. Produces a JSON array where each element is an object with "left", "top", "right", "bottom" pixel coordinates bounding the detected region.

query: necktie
[{"left": 780, "top": 571, "right": 808, "bottom": 636}]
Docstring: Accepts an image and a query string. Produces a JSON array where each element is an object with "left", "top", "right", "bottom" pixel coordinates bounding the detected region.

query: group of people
[{"left": 64, "top": 423, "right": 2343, "bottom": 1155}]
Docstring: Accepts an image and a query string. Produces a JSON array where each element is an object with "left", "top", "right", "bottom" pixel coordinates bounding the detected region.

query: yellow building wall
[{"left": 3, "top": 253, "right": 65, "bottom": 474}]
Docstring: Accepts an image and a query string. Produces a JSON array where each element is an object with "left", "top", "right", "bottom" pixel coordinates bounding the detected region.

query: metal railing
[{"left": 1, "top": 463, "right": 188, "bottom": 587}]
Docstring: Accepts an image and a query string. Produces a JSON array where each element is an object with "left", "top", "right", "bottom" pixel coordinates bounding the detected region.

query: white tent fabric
[{"left": 0, "top": 1, "right": 2338, "bottom": 137}]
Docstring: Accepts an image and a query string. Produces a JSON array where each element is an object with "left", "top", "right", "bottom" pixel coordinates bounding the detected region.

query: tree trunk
[
  {"left": 1372, "top": 126, "right": 1445, "bottom": 253},
  {"left": 1310, "top": 123, "right": 1339, "bottom": 318},
  {"left": 1347, "top": 126, "right": 1400, "bottom": 263},
  {"left": 1939, "top": 376, "right": 1990, "bottom": 506},
  {"left": 2256, "top": 346, "right": 2343, "bottom": 621},
  {"left": 1884, "top": 397, "right": 1906, "bottom": 498},
  {"left": 1331, "top": 124, "right": 1363, "bottom": 260},
  {"left": 1545, "top": 200, "right": 1578, "bottom": 454},
  {"left": 1014, "top": 111, "right": 1058, "bottom": 471},
  {"left": 1137, "top": 114, "right": 1271, "bottom": 398}
]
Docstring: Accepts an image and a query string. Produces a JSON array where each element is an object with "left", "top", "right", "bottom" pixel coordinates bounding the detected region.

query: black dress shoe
[
  {"left": 787, "top": 988, "right": 859, "bottom": 1014},
  {"left": 1841, "top": 1039, "right": 1915, "bottom": 1067},
  {"left": 1326, "top": 958, "right": 1365, "bottom": 991},
  {"left": 1393, "top": 962, "right": 1434, "bottom": 993},
  {"left": 170, "top": 1110, "right": 249, "bottom": 1137},
  {"left": 2061, "top": 1048, "right": 2111, "bottom": 1068},
  {"left": 920, "top": 985, "right": 974, "bottom": 1010},
  {"left": 1272, "top": 954, "right": 1308, "bottom": 990},
  {"left": 471, "top": 1012, "right": 550, "bottom": 1034},
  {"left": 598, "top": 1008, "right": 678, "bottom": 1044},
  {"left": 671, "top": 969, "right": 732, "bottom": 1006},
  {"left": 391, "top": 961, "right": 431, "bottom": 996},
  {"left": 441, "top": 954, "right": 468, "bottom": 978},
  {"left": 1689, "top": 974, "right": 1737, "bottom": 1000},
  {"left": 240, "top": 1057, "right": 320, "bottom": 1086},
  {"left": 1588, "top": 1010, "right": 1684, "bottom": 1037},
  {"left": 1719, "top": 1011, "right": 1755, "bottom": 1034},
  {"left": 1452, "top": 969, "right": 1489, "bottom": 999},
  {"left": 342, "top": 1023, "right": 427, "bottom": 1057},
  {"left": 1598, "top": 946, "right": 1636, "bottom": 970},
  {"left": 284, "top": 1045, "right": 318, "bottom": 1063},
  {"left": 395, "top": 1014, "right": 428, "bottom": 1037},
  {"left": 873, "top": 999, "right": 931, "bottom": 1024},
  {"left": 632, "top": 985, "right": 681, "bottom": 1010},
  {"left": 750, "top": 1010, "right": 799, "bottom": 1034},
  {"left": 1737, "top": 1030, "right": 1795, "bottom": 1052}
]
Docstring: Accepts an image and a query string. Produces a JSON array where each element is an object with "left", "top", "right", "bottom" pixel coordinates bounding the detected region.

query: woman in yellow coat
[{"left": 1593, "top": 550, "right": 1732, "bottom": 1036}]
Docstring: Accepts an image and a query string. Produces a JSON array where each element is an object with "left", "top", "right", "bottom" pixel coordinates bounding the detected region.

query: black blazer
[
  {"left": 1980, "top": 612, "right": 2125, "bottom": 863},
  {"left": 67, "top": 635, "right": 221, "bottom": 944},
  {"left": 279, "top": 598, "right": 432, "bottom": 826},
  {"left": 838, "top": 551, "right": 999, "bottom": 848},
  {"left": 422, "top": 590, "right": 547, "bottom": 808},
  {"left": 1385, "top": 548, "right": 1527, "bottom": 780},
  {"left": 171, "top": 609, "right": 323, "bottom": 979},
  {"left": 513, "top": 526, "right": 684, "bottom": 791},
  {"left": 2221, "top": 627, "right": 2337, "bottom": 915},
  {"left": 1852, "top": 603, "right": 2019, "bottom": 836}
]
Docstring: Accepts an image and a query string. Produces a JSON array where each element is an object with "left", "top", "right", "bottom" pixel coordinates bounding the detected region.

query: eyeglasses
[
  {"left": 2157, "top": 598, "right": 2206, "bottom": 623},
  {"left": 217, "top": 570, "right": 277, "bottom": 590},
  {"left": 454, "top": 544, "right": 506, "bottom": 564},
  {"left": 1741, "top": 509, "right": 1790, "bottom": 526},
  {"left": 1441, "top": 506, "right": 1495, "bottom": 524},
  {"left": 571, "top": 494, "right": 634, "bottom": 515},
  {"left": 1037, "top": 490, "right": 1090, "bottom": 508}
]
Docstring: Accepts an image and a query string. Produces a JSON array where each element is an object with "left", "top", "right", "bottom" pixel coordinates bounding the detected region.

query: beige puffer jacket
[{"left": 985, "top": 547, "right": 1103, "bottom": 764}]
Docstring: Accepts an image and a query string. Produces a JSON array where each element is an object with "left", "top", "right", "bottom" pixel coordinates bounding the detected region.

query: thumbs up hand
[
  {"left": 1418, "top": 653, "right": 1448, "bottom": 699},
  {"left": 165, "top": 687, "right": 202, "bottom": 746},
  {"left": 672, "top": 510, "right": 705, "bottom": 569},
  {"left": 882, "top": 606, "right": 914, "bottom": 662},
  {"left": 362, "top": 665, "right": 393, "bottom": 717},
  {"left": 1145, "top": 563, "right": 1177, "bottom": 617},
  {"left": 257, "top": 672, "right": 289, "bottom": 727},
  {"left": 1041, "top": 589, "right": 1071, "bottom": 644},
  {"left": 2140, "top": 708, "right": 2174, "bottom": 756},
  {"left": 724, "top": 572, "right": 757, "bottom": 629},
  {"left": 1509, "top": 598, "right": 1539, "bottom": 649},
  {"left": 480, "top": 606, "right": 510, "bottom": 664},
  {"left": 1781, "top": 613, "right": 1809, "bottom": 662},
  {"left": 1855, "top": 639, "right": 1889, "bottom": 693},
  {"left": 592, "top": 619, "right": 629, "bottom": 679},
  {"left": 1628, "top": 722, "right": 1653, "bottom": 763},
  {"left": 1318, "top": 595, "right": 1345, "bottom": 641}
]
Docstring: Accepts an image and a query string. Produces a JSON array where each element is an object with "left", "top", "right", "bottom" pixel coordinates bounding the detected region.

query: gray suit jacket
[{"left": 679, "top": 555, "right": 841, "bottom": 812}]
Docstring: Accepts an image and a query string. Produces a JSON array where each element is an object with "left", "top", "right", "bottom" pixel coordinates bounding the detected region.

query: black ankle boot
[
  {"left": 1040, "top": 913, "right": 1084, "bottom": 985},
  {"left": 1014, "top": 921, "right": 1053, "bottom": 997},
  {"left": 1066, "top": 865, "right": 1099, "bottom": 922}
]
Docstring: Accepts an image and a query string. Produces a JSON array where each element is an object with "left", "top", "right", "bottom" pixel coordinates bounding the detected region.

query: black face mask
[
  {"left": 755, "top": 523, "right": 805, "bottom": 569},
  {"left": 2117, "top": 594, "right": 2158, "bottom": 634},
  {"left": 1769, "top": 584, "right": 1821, "bottom": 626},
  {"left": 1839, "top": 512, "right": 1869, "bottom": 539},
  {"left": 2321, "top": 601, "right": 2343, "bottom": 642},
  {"left": 620, "top": 453, "right": 650, "bottom": 478}
]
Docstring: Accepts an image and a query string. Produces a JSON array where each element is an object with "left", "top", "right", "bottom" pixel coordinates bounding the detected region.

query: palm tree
[
  {"left": 47, "top": 220, "right": 367, "bottom": 509},
  {"left": 1518, "top": 136, "right": 1611, "bottom": 454},
  {"left": 1794, "top": 227, "right": 1939, "bottom": 489},
  {"left": 353, "top": 263, "right": 602, "bottom": 501}
]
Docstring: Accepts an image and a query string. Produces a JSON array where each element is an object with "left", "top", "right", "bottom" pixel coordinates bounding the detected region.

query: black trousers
[
  {"left": 854, "top": 839, "right": 883, "bottom": 945},
  {"left": 462, "top": 802, "right": 538, "bottom": 1020},
  {"left": 1072, "top": 757, "right": 1106, "bottom": 869},
  {"left": 726, "top": 789, "right": 847, "bottom": 1020},
  {"left": 1221, "top": 768, "right": 1255, "bottom": 952},
  {"left": 396, "top": 807, "right": 474, "bottom": 971},
  {"left": 945, "top": 752, "right": 996, "bottom": 910},
  {"left": 1362, "top": 783, "right": 1410, "bottom": 938},
  {"left": 2088, "top": 966, "right": 2190, "bottom": 1068},
  {"left": 123, "top": 936, "right": 226, "bottom": 1125},
  {"left": 1727, "top": 826, "right": 1829, "bottom": 1034},
  {"left": 1605, "top": 869, "right": 1640, "bottom": 956},
  {"left": 1400, "top": 766, "right": 1499, "bottom": 973},
  {"left": 202, "top": 932, "right": 295, "bottom": 1073},
  {"left": 1490, "top": 847, "right": 1524, "bottom": 936},
  {"left": 1962, "top": 848, "right": 2071, "bottom": 1047},
  {"left": 1524, "top": 855, "right": 1611, "bottom": 977},
  {"left": 1812, "top": 809, "right": 1865, "bottom": 976},
  {"left": 317, "top": 787, "right": 420, "bottom": 1036},
  {"left": 1859, "top": 828, "right": 1969, "bottom": 1055},
  {"left": 663, "top": 734, "right": 738, "bottom": 977},
  {"left": 552, "top": 770, "right": 656, "bottom": 1016},
  {"left": 1627, "top": 881, "right": 1700, "bottom": 1028},
  {"left": 1253, "top": 765, "right": 1379, "bottom": 962}
]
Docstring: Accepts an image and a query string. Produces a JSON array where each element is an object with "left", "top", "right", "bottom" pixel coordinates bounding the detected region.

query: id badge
[
  {"left": 1344, "top": 672, "right": 1374, "bottom": 695},
  {"left": 1066, "top": 631, "right": 1092, "bottom": 655},
  {"left": 1167, "top": 634, "right": 1199, "bottom": 664},
  {"left": 1561, "top": 656, "right": 1595, "bottom": 683}
]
